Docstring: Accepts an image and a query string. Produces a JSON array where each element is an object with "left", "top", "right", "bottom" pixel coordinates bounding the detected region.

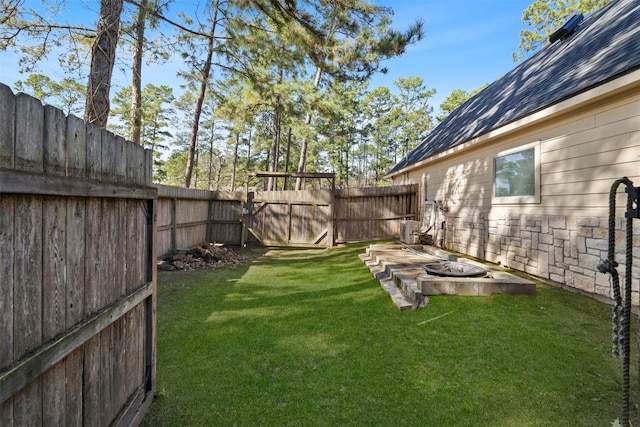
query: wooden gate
[
  {"left": 244, "top": 190, "right": 334, "bottom": 247},
  {"left": 241, "top": 183, "right": 419, "bottom": 248}
]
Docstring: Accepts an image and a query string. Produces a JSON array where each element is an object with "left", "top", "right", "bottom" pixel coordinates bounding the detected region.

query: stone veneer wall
[{"left": 445, "top": 212, "right": 640, "bottom": 305}]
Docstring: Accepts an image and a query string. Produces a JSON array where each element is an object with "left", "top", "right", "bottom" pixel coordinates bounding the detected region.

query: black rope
[{"left": 597, "top": 177, "right": 634, "bottom": 426}]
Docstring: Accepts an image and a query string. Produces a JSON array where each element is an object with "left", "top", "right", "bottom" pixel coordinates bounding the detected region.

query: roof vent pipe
[{"left": 549, "top": 13, "right": 584, "bottom": 44}]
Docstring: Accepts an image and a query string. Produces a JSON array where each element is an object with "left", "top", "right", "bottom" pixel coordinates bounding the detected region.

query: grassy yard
[{"left": 142, "top": 242, "right": 637, "bottom": 426}]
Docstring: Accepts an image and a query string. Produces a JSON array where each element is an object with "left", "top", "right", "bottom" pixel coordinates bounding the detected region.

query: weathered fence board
[
  {"left": 0, "top": 83, "right": 156, "bottom": 426},
  {"left": 209, "top": 197, "right": 244, "bottom": 245},
  {"left": 246, "top": 190, "right": 332, "bottom": 247},
  {"left": 14, "top": 195, "right": 43, "bottom": 361},
  {"left": 156, "top": 185, "right": 245, "bottom": 257},
  {"left": 43, "top": 196, "right": 66, "bottom": 341},
  {"left": 67, "top": 115, "right": 87, "bottom": 177},
  {"left": 155, "top": 183, "right": 418, "bottom": 252},
  {"left": 0, "top": 84, "right": 15, "bottom": 166},
  {"left": 15, "top": 92, "right": 44, "bottom": 172},
  {"left": 334, "top": 184, "right": 418, "bottom": 243},
  {"left": 0, "top": 195, "right": 13, "bottom": 370}
]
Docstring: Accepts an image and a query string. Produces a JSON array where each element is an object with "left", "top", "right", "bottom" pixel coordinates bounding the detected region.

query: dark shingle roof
[{"left": 389, "top": 0, "right": 640, "bottom": 175}]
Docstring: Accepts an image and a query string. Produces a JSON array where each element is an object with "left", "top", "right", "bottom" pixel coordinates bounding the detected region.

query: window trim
[{"left": 492, "top": 141, "right": 541, "bottom": 205}]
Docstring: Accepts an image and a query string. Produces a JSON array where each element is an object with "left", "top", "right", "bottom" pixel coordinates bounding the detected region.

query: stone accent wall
[
  {"left": 444, "top": 212, "right": 639, "bottom": 305},
  {"left": 448, "top": 213, "right": 486, "bottom": 260}
]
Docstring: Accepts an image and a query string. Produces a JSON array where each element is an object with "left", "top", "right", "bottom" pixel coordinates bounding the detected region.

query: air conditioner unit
[{"left": 400, "top": 220, "right": 420, "bottom": 244}]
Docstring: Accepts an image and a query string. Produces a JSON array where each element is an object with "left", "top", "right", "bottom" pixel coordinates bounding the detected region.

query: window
[{"left": 493, "top": 143, "right": 540, "bottom": 204}]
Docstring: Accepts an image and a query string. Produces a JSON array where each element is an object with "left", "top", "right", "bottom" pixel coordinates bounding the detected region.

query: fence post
[
  {"left": 170, "top": 198, "right": 177, "bottom": 255},
  {"left": 145, "top": 197, "right": 157, "bottom": 397},
  {"left": 206, "top": 198, "right": 213, "bottom": 244},
  {"left": 328, "top": 179, "right": 335, "bottom": 248},
  {"left": 241, "top": 192, "right": 254, "bottom": 247}
]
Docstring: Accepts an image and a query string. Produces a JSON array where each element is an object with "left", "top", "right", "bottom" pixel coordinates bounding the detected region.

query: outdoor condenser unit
[{"left": 400, "top": 220, "right": 421, "bottom": 244}]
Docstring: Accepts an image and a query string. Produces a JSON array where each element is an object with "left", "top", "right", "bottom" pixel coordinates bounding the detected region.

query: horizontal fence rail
[
  {"left": 156, "top": 183, "right": 419, "bottom": 253},
  {"left": 1, "top": 81, "right": 417, "bottom": 425},
  {"left": 156, "top": 185, "right": 245, "bottom": 257},
  {"left": 0, "top": 83, "right": 157, "bottom": 427},
  {"left": 334, "top": 185, "right": 419, "bottom": 243}
]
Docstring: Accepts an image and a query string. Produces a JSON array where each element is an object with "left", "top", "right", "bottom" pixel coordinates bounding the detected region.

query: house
[{"left": 387, "top": 0, "right": 640, "bottom": 302}]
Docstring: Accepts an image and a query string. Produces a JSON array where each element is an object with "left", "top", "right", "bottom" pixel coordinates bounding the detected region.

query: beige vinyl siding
[
  {"left": 413, "top": 156, "right": 493, "bottom": 209},
  {"left": 397, "top": 86, "right": 640, "bottom": 301},
  {"left": 410, "top": 92, "right": 640, "bottom": 216},
  {"left": 540, "top": 99, "right": 640, "bottom": 213}
]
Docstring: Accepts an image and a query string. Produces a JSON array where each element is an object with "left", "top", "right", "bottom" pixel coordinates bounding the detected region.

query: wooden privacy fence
[
  {"left": 156, "top": 183, "right": 418, "bottom": 252},
  {"left": 156, "top": 185, "right": 244, "bottom": 257},
  {"left": 0, "top": 84, "right": 157, "bottom": 426},
  {"left": 0, "top": 81, "right": 416, "bottom": 424},
  {"left": 245, "top": 190, "right": 334, "bottom": 246},
  {"left": 334, "top": 185, "right": 419, "bottom": 243}
]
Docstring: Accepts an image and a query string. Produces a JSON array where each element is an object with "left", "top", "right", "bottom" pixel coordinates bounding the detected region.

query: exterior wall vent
[{"left": 549, "top": 14, "right": 584, "bottom": 43}]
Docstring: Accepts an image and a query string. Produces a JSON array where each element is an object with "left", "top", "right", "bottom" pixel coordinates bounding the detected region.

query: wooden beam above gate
[
  {"left": 248, "top": 172, "right": 335, "bottom": 179},
  {"left": 246, "top": 171, "right": 335, "bottom": 191}
]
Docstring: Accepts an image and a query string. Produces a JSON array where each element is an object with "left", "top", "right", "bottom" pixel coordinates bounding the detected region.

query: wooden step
[
  {"left": 360, "top": 246, "right": 426, "bottom": 310},
  {"left": 379, "top": 278, "right": 416, "bottom": 311}
]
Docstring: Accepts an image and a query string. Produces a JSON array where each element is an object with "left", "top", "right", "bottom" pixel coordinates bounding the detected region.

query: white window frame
[{"left": 492, "top": 141, "right": 540, "bottom": 205}]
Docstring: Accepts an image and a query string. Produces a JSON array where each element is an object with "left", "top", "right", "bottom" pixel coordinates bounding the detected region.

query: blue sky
[
  {"left": 373, "top": 0, "right": 533, "bottom": 107},
  {"left": 0, "top": 0, "right": 534, "bottom": 112}
]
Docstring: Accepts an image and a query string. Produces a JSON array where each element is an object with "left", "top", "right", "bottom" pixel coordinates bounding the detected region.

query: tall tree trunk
[
  {"left": 344, "top": 134, "right": 350, "bottom": 188},
  {"left": 130, "top": 0, "right": 148, "bottom": 144},
  {"left": 207, "top": 122, "right": 215, "bottom": 190},
  {"left": 283, "top": 127, "right": 292, "bottom": 190},
  {"left": 295, "top": 66, "right": 323, "bottom": 190},
  {"left": 231, "top": 133, "right": 239, "bottom": 191},
  {"left": 375, "top": 134, "right": 381, "bottom": 184},
  {"left": 194, "top": 147, "right": 199, "bottom": 188},
  {"left": 184, "top": 0, "right": 219, "bottom": 188},
  {"left": 268, "top": 63, "right": 284, "bottom": 191},
  {"left": 363, "top": 140, "right": 368, "bottom": 187},
  {"left": 268, "top": 108, "right": 281, "bottom": 191},
  {"left": 215, "top": 160, "right": 222, "bottom": 191},
  {"left": 246, "top": 129, "right": 252, "bottom": 170},
  {"left": 85, "top": 0, "right": 124, "bottom": 128},
  {"left": 264, "top": 150, "right": 270, "bottom": 190}
]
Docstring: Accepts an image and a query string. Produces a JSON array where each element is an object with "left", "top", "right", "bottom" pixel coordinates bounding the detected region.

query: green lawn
[{"left": 142, "top": 242, "right": 637, "bottom": 426}]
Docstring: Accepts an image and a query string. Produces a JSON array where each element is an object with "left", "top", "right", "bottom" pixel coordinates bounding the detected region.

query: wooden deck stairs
[{"left": 359, "top": 244, "right": 433, "bottom": 310}]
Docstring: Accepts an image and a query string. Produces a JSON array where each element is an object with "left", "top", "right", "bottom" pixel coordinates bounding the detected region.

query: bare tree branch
[{"left": 124, "top": 0, "right": 213, "bottom": 38}]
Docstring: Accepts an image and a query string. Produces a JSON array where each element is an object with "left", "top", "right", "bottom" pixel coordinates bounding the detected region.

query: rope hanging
[{"left": 596, "top": 176, "right": 636, "bottom": 426}]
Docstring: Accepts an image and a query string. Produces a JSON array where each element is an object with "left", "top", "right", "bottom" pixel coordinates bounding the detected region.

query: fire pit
[
  {"left": 423, "top": 261, "right": 487, "bottom": 277},
  {"left": 360, "top": 244, "right": 536, "bottom": 310}
]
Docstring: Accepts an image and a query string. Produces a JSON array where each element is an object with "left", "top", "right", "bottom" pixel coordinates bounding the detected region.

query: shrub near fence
[{"left": 0, "top": 83, "right": 157, "bottom": 426}]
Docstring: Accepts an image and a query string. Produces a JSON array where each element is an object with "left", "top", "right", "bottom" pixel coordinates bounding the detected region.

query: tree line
[{"left": 1, "top": 0, "right": 611, "bottom": 190}]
